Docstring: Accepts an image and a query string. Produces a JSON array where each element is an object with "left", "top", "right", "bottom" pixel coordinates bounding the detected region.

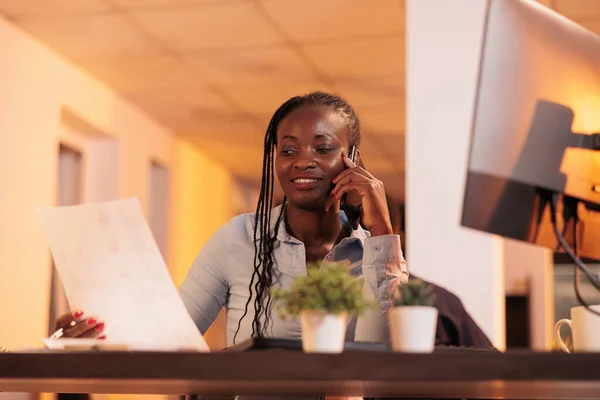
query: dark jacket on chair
[{"left": 410, "top": 274, "right": 494, "bottom": 349}]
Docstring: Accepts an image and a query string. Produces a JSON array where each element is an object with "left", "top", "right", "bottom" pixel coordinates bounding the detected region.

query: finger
[
  {"left": 62, "top": 317, "right": 102, "bottom": 338},
  {"left": 333, "top": 182, "right": 370, "bottom": 200},
  {"left": 324, "top": 191, "right": 339, "bottom": 211},
  {"left": 334, "top": 171, "right": 370, "bottom": 187},
  {"left": 332, "top": 168, "right": 353, "bottom": 184},
  {"left": 79, "top": 322, "right": 105, "bottom": 339},
  {"left": 342, "top": 153, "right": 357, "bottom": 168},
  {"left": 55, "top": 309, "right": 84, "bottom": 331},
  {"left": 332, "top": 166, "right": 372, "bottom": 184},
  {"left": 332, "top": 174, "right": 370, "bottom": 197}
]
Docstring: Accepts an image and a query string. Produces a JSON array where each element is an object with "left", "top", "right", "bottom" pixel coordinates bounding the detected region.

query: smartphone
[{"left": 340, "top": 146, "right": 362, "bottom": 230}]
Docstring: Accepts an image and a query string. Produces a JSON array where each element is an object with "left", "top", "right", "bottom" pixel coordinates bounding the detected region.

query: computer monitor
[{"left": 461, "top": 0, "right": 600, "bottom": 261}]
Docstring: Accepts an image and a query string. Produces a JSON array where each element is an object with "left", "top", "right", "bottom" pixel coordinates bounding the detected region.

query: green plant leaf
[
  {"left": 270, "top": 262, "right": 374, "bottom": 319},
  {"left": 390, "top": 279, "right": 436, "bottom": 307}
]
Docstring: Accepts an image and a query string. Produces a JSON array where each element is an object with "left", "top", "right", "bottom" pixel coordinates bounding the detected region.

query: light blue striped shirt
[{"left": 179, "top": 205, "right": 409, "bottom": 347}]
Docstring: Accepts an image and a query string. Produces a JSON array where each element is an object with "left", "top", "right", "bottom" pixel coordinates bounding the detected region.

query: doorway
[{"left": 48, "top": 144, "right": 83, "bottom": 335}]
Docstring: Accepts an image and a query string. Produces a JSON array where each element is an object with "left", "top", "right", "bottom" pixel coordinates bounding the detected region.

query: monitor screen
[{"left": 461, "top": 0, "right": 600, "bottom": 261}]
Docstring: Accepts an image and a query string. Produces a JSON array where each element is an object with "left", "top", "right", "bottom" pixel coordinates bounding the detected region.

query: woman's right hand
[{"left": 54, "top": 309, "right": 106, "bottom": 339}]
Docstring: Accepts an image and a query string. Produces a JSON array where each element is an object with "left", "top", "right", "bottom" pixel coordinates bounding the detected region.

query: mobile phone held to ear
[{"left": 341, "top": 146, "right": 362, "bottom": 230}]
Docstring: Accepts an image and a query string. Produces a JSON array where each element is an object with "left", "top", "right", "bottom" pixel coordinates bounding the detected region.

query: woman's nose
[{"left": 292, "top": 150, "right": 316, "bottom": 169}]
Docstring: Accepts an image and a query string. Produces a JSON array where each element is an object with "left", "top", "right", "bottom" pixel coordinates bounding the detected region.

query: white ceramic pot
[
  {"left": 300, "top": 310, "right": 347, "bottom": 353},
  {"left": 388, "top": 306, "right": 438, "bottom": 353}
]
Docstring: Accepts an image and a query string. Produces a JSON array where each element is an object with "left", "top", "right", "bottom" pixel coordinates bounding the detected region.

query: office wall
[
  {"left": 405, "top": 0, "right": 506, "bottom": 349},
  {"left": 0, "top": 13, "right": 237, "bottom": 358},
  {"left": 504, "top": 239, "right": 554, "bottom": 350}
]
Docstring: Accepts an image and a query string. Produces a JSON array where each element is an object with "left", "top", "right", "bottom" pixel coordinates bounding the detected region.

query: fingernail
[
  {"left": 73, "top": 310, "right": 83, "bottom": 318},
  {"left": 95, "top": 322, "right": 105, "bottom": 331},
  {"left": 97, "top": 335, "right": 106, "bottom": 340},
  {"left": 87, "top": 318, "right": 97, "bottom": 326}
]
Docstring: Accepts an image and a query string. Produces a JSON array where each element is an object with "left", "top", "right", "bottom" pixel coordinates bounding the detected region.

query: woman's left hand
[{"left": 331, "top": 153, "right": 393, "bottom": 236}]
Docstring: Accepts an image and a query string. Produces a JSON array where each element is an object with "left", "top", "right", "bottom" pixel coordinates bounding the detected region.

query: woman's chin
[{"left": 287, "top": 193, "right": 332, "bottom": 211}]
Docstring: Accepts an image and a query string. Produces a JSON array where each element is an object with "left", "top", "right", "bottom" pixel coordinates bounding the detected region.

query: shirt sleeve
[
  {"left": 361, "top": 234, "right": 409, "bottom": 312},
  {"left": 353, "top": 234, "right": 408, "bottom": 343},
  {"left": 178, "top": 222, "right": 231, "bottom": 336}
]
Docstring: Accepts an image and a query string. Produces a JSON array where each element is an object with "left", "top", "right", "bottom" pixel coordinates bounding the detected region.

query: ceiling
[{"left": 0, "top": 0, "right": 599, "bottom": 202}]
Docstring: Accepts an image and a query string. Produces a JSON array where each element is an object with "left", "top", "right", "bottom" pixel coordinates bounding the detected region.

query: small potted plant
[
  {"left": 271, "top": 263, "right": 371, "bottom": 353},
  {"left": 388, "top": 279, "right": 438, "bottom": 353}
]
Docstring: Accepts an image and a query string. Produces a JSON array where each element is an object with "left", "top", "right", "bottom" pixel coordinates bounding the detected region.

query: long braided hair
[{"left": 234, "top": 91, "right": 362, "bottom": 342}]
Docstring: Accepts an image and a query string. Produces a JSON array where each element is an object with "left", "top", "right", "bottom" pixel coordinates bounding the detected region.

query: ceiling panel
[
  {"left": 125, "top": 88, "right": 264, "bottom": 142},
  {"left": 129, "top": 87, "right": 232, "bottom": 109},
  {"left": 221, "top": 82, "right": 333, "bottom": 116},
  {"left": 188, "top": 137, "right": 265, "bottom": 181},
  {"left": 356, "top": 139, "right": 396, "bottom": 172},
  {"left": 79, "top": 56, "right": 205, "bottom": 91},
  {"left": 334, "top": 75, "right": 404, "bottom": 110},
  {"left": 13, "top": 14, "right": 159, "bottom": 59},
  {"left": 555, "top": 0, "right": 600, "bottom": 20},
  {"left": 128, "top": 2, "right": 285, "bottom": 53},
  {"left": 534, "top": 0, "right": 554, "bottom": 8},
  {"left": 0, "top": 0, "right": 407, "bottom": 201},
  {"left": 359, "top": 107, "right": 405, "bottom": 135},
  {"left": 107, "top": 0, "right": 247, "bottom": 11},
  {"left": 574, "top": 18, "right": 600, "bottom": 36},
  {"left": 184, "top": 45, "right": 318, "bottom": 87},
  {"left": 303, "top": 37, "right": 404, "bottom": 79},
  {"left": 371, "top": 132, "right": 404, "bottom": 157},
  {"left": 151, "top": 109, "right": 263, "bottom": 146},
  {"left": 0, "top": 0, "right": 112, "bottom": 17},
  {"left": 260, "top": 0, "right": 404, "bottom": 43}
]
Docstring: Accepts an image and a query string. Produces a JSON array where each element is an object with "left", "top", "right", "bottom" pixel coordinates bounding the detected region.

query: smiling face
[{"left": 275, "top": 105, "right": 351, "bottom": 210}]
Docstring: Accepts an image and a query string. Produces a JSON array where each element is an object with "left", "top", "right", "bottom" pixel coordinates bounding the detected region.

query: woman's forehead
[{"left": 277, "top": 106, "right": 348, "bottom": 140}]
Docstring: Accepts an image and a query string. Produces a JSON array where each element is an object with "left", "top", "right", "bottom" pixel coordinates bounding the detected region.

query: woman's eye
[
  {"left": 316, "top": 147, "right": 334, "bottom": 154},
  {"left": 280, "top": 148, "right": 296, "bottom": 156}
]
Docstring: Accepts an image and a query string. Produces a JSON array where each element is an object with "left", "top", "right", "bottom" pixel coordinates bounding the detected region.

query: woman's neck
[{"left": 284, "top": 203, "right": 343, "bottom": 247}]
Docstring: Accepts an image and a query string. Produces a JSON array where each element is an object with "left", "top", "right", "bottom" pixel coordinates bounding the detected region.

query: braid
[{"left": 233, "top": 91, "right": 362, "bottom": 342}]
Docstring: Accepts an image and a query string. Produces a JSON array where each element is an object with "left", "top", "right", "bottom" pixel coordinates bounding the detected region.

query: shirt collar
[{"left": 253, "top": 204, "right": 370, "bottom": 244}]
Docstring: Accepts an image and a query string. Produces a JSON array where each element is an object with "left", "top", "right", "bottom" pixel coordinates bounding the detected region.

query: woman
[{"left": 55, "top": 91, "right": 408, "bottom": 348}]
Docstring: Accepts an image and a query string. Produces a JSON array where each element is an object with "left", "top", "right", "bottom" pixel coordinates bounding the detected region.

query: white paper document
[{"left": 37, "top": 198, "right": 209, "bottom": 352}]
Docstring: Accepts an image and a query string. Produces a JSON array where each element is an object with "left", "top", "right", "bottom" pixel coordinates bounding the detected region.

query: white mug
[{"left": 554, "top": 305, "right": 600, "bottom": 353}]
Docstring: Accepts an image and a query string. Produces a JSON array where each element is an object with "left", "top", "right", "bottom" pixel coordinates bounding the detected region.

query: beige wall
[
  {"left": 405, "top": 0, "right": 506, "bottom": 349},
  {"left": 504, "top": 239, "right": 554, "bottom": 350},
  {"left": 0, "top": 12, "right": 238, "bottom": 355}
]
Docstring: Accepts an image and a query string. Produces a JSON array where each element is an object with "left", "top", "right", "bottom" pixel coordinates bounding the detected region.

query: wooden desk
[{"left": 1, "top": 350, "right": 600, "bottom": 399}]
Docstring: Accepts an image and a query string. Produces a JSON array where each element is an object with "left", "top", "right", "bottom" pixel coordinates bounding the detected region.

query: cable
[
  {"left": 555, "top": 196, "right": 579, "bottom": 251},
  {"left": 532, "top": 189, "right": 551, "bottom": 243},
  {"left": 550, "top": 192, "right": 600, "bottom": 317}
]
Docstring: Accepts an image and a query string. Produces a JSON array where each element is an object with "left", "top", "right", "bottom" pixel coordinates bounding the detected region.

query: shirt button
[{"left": 373, "top": 245, "right": 382, "bottom": 252}]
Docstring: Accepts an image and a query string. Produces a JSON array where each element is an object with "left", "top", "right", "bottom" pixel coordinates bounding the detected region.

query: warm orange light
[
  {"left": 558, "top": 88, "right": 600, "bottom": 195},
  {"left": 570, "top": 92, "right": 600, "bottom": 134}
]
